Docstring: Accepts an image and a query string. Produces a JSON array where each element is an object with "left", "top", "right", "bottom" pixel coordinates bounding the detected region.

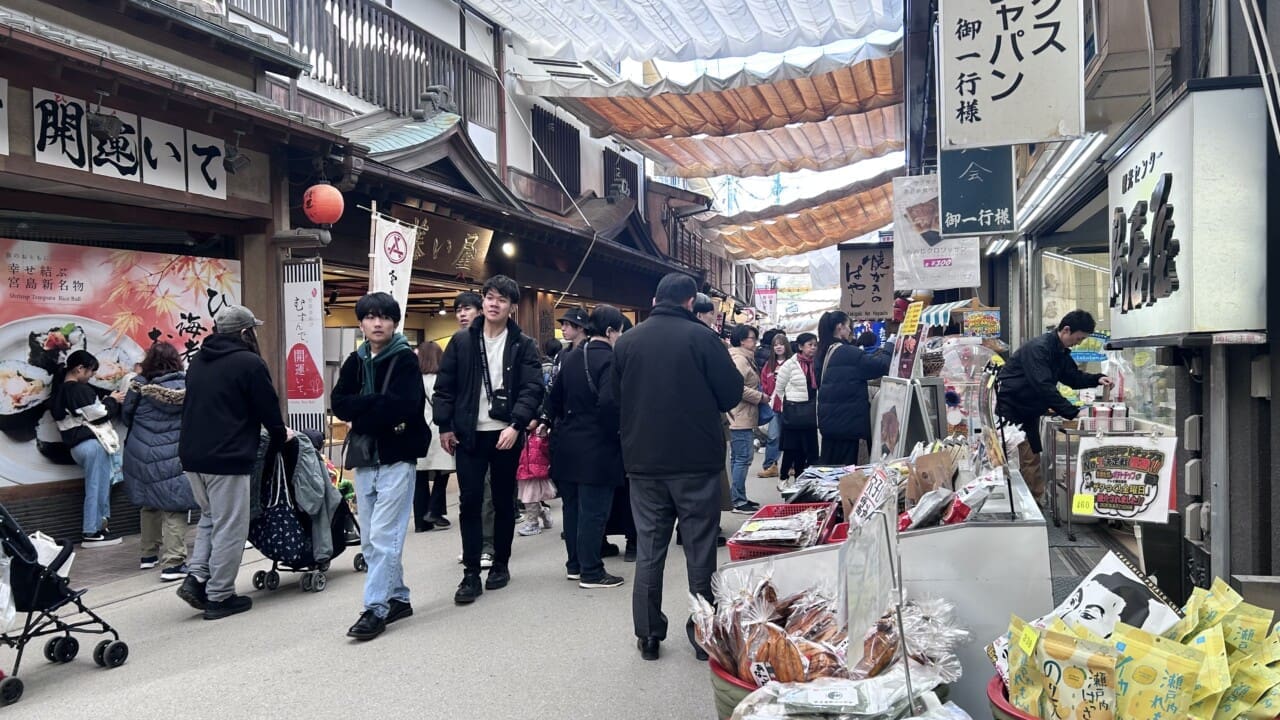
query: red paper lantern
[{"left": 303, "top": 183, "right": 344, "bottom": 225}]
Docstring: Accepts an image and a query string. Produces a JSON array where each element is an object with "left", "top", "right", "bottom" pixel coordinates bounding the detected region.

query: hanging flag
[
  {"left": 369, "top": 213, "right": 417, "bottom": 314},
  {"left": 282, "top": 258, "right": 325, "bottom": 434}
]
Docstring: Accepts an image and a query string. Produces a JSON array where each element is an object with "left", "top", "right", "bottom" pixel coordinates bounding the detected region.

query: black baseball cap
[{"left": 558, "top": 307, "right": 589, "bottom": 328}]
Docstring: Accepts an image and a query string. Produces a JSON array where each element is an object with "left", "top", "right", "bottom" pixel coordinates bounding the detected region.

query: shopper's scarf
[
  {"left": 797, "top": 354, "right": 816, "bottom": 390},
  {"left": 357, "top": 332, "right": 413, "bottom": 395}
]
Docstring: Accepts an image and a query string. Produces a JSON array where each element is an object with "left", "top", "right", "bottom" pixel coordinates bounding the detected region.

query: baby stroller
[
  {"left": 0, "top": 504, "right": 128, "bottom": 706},
  {"left": 248, "top": 434, "right": 363, "bottom": 594}
]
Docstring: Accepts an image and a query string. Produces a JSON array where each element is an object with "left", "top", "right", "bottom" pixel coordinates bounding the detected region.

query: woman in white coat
[
  {"left": 771, "top": 332, "right": 819, "bottom": 479},
  {"left": 415, "top": 341, "right": 454, "bottom": 531}
]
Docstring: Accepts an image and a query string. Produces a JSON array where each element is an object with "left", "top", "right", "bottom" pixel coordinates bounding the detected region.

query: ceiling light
[{"left": 501, "top": 241, "right": 516, "bottom": 257}]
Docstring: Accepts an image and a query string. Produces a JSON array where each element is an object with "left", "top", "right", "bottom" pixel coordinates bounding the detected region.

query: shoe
[
  {"left": 637, "top": 636, "right": 661, "bottom": 661},
  {"left": 732, "top": 501, "right": 760, "bottom": 515},
  {"left": 177, "top": 575, "right": 208, "bottom": 610},
  {"left": 716, "top": 535, "right": 727, "bottom": 547},
  {"left": 160, "top": 563, "right": 189, "bottom": 582},
  {"left": 424, "top": 514, "right": 451, "bottom": 529},
  {"left": 758, "top": 465, "right": 779, "bottom": 478},
  {"left": 624, "top": 542, "right": 637, "bottom": 563},
  {"left": 540, "top": 506, "right": 554, "bottom": 529},
  {"left": 514, "top": 512, "right": 524, "bottom": 524},
  {"left": 579, "top": 572, "right": 624, "bottom": 589},
  {"left": 386, "top": 599, "right": 413, "bottom": 624},
  {"left": 346, "top": 609, "right": 385, "bottom": 640},
  {"left": 140, "top": 556, "right": 158, "bottom": 570},
  {"left": 566, "top": 571, "right": 581, "bottom": 581},
  {"left": 601, "top": 542, "right": 620, "bottom": 558},
  {"left": 686, "top": 617, "right": 709, "bottom": 661},
  {"left": 517, "top": 520, "right": 542, "bottom": 536},
  {"left": 203, "top": 594, "right": 253, "bottom": 620},
  {"left": 414, "top": 524, "right": 432, "bottom": 533},
  {"left": 485, "top": 566, "right": 511, "bottom": 590},
  {"left": 454, "top": 572, "right": 483, "bottom": 604},
  {"left": 81, "top": 531, "right": 122, "bottom": 548},
  {"left": 480, "top": 552, "right": 494, "bottom": 569}
]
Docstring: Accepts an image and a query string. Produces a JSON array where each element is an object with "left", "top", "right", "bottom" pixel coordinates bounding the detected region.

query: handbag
[
  {"left": 342, "top": 358, "right": 396, "bottom": 470},
  {"left": 782, "top": 399, "right": 817, "bottom": 430},
  {"left": 757, "top": 392, "right": 775, "bottom": 426},
  {"left": 248, "top": 456, "right": 312, "bottom": 567}
]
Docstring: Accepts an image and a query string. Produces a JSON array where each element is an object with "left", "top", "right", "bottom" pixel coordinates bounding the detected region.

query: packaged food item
[
  {"left": 1212, "top": 661, "right": 1280, "bottom": 720},
  {"left": 1006, "top": 616, "right": 1044, "bottom": 716},
  {"left": 1234, "top": 632, "right": 1280, "bottom": 668},
  {"left": 899, "top": 487, "right": 955, "bottom": 531},
  {"left": 1222, "top": 602, "right": 1275, "bottom": 656},
  {"left": 942, "top": 484, "right": 991, "bottom": 525},
  {"left": 1037, "top": 629, "right": 1117, "bottom": 720},
  {"left": 1066, "top": 617, "right": 1109, "bottom": 645},
  {"left": 1197, "top": 578, "right": 1245, "bottom": 636},
  {"left": 1166, "top": 587, "right": 1209, "bottom": 642},
  {"left": 1242, "top": 683, "right": 1280, "bottom": 720},
  {"left": 1112, "top": 623, "right": 1204, "bottom": 720},
  {"left": 850, "top": 616, "right": 899, "bottom": 680},
  {"left": 1188, "top": 625, "right": 1232, "bottom": 704}
]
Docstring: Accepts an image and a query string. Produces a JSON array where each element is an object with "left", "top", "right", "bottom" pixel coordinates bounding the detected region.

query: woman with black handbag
[{"left": 771, "top": 333, "right": 819, "bottom": 480}]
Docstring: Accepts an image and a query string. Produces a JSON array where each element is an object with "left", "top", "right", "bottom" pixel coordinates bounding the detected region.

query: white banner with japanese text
[
  {"left": 839, "top": 245, "right": 893, "bottom": 320},
  {"left": 1073, "top": 435, "right": 1176, "bottom": 524},
  {"left": 282, "top": 259, "right": 326, "bottom": 433},
  {"left": 369, "top": 214, "right": 417, "bottom": 315},
  {"left": 0, "top": 77, "right": 9, "bottom": 157},
  {"left": 753, "top": 288, "right": 777, "bottom": 320},
  {"left": 937, "top": 0, "right": 1085, "bottom": 148},
  {"left": 892, "top": 176, "right": 980, "bottom": 291}
]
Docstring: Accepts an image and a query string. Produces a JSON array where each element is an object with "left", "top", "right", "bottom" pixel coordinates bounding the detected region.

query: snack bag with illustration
[
  {"left": 1243, "top": 683, "right": 1280, "bottom": 720},
  {"left": 1006, "top": 615, "right": 1044, "bottom": 716},
  {"left": 1222, "top": 602, "right": 1275, "bottom": 656},
  {"left": 1188, "top": 625, "right": 1233, "bottom": 703},
  {"left": 1112, "top": 623, "right": 1204, "bottom": 720},
  {"left": 1166, "top": 587, "right": 1209, "bottom": 642},
  {"left": 1212, "top": 661, "right": 1280, "bottom": 720},
  {"left": 1233, "top": 632, "right": 1280, "bottom": 669},
  {"left": 1037, "top": 629, "right": 1117, "bottom": 720},
  {"left": 1197, "top": 578, "right": 1245, "bottom": 635},
  {"left": 1067, "top": 617, "right": 1110, "bottom": 645}
]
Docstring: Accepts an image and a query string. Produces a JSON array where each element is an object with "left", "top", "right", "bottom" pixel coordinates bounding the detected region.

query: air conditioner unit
[{"left": 1083, "top": 0, "right": 1181, "bottom": 129}]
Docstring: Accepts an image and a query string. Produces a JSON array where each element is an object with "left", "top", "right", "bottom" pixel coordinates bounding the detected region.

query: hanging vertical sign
[
  {"left": 282, "top": 259, "right": 326, "bottom": 433},
  {"left": 892, "top": 175, "right": 980, "bottom": 290},
  {"left": 0, "top": 77, "right": 9, "bottom": 157},
  {"left": 937, "top": 0, "right": 1085, "bottom": 148},
  {"left": 753, "top": 288, "right": 777, "bottom": 319},
  {"left": 938, "top": 146, "right": 1016, "bottom": 236},
  {"left": 369, "top": 212, "right": 418, "bottom": 313},
  {"left": 839, "top": 244, "right": 894, "bottom": 320}
]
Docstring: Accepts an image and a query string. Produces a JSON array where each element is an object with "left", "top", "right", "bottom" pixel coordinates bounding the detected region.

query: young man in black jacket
[
  {"left": 332, "top": 292, "right": 429, "bottom": 640},
  {"left": 434, "top": 275, "right": 544, "bottom": 604},
  {"left": 613, "top": 273, "right": 743, "bottom": 661},
  {"left": 997, "top": 309, "right": 1113, "bottom": 501},
  {"left": 177, "top": 306, "right": 287, "bottom": 620}
]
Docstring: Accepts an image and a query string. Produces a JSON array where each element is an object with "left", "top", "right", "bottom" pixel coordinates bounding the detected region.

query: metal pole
[{"left": 1209, "top": 345, "right": 1231, "bottom": 581}]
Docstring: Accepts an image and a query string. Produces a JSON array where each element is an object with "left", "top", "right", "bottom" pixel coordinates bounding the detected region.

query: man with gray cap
[{"left": 177, "top": 305, "right": 287, "bottom": 620}]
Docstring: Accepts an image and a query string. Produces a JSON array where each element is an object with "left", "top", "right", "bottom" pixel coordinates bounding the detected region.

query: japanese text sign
[
  {"left": 838, "top": 245, "right": 893, "bottom": 320},
  {"left": 938, "top": 0, "right": 1085, "bottom": 148},
  {"left": 892, "top": 175, "right": 981, "bottom": 291},
  {"left": 0, "top": 77, "right": 9, "bottom": 157},
  {"left": 282, "top": 259, "right": 326, "bottom": 432},
  {"left": 938, "top": 145, "right": 1016, "bottom": 236},
  {"left": 1073, "top": 435, "right": 1176, "bottom": 524},
  {"left": 370, "top": 214, "right": 418, "bottom": 314},
  {"left": 963, "top": 309, "right": 1002, "bottom": 337},
  {"left": 416, "top": 213, "right": 494, "bottom": 280},
  {"left": 753, "top": 288, "right": 777, "bottom": 319}
]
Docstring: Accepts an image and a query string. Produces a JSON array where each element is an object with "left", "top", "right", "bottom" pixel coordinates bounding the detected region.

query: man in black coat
[
  {"left": 613, "top": 273, "right": 743, "bottom": 661},
  {"left": 332, "top": 292, "right": 429, "bottom": 640},
  {"left": 818, "top": 332, "right": 894, "bottom": 466},
  {"left": 997, "top": 309, "right": 1112, "bottom": 501},
  {"left": 434, "top": 275, "right": 545, "bottom": 605}
]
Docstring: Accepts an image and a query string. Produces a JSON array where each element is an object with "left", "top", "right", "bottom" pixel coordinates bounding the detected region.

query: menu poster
[{"left": 0, "top": 239, "right": 242, "bottom": 485}]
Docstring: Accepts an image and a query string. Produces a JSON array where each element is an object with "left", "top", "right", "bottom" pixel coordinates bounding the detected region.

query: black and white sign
[
  {"left": 185, "top": 129, "right": 227, "bottom": 200},
  {"left": 32, "top": 89, "right": 90, "bottom": 171},
  {"left": 0, "top": 77, "right": 9, "bottom": 157},
  {"left": 938, "top": 145, "right": 1016, "bottom": 236},
  {"left": 139, "top": 118, "right": 187, "bottom": 192},
  {"left": 938, "top": 0, "right": 1085, "bottom": 148},
  {"left": 89, "top": 108, "right": 140, "bottom": 183}
]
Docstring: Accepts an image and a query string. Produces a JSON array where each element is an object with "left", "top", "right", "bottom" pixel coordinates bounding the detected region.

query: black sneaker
[
  {"left": 579, "top": 572, "right": 625, "bottom": 589},
  {"left": 203, "top": 594, "right": 253, "bottom": 620},
  {"left": 624, "top": 542, "right": 637, "bottom": 563},
  {"left": 347, "top": 609, "right": 386, "bottom": 640},
  {"left": 732, "top": 501, "right": 760, "bottom": 515},
  {"left": 386, "top": 599, "right": 413, "bottom": 624},
  {"left": 454, "top": 572, "right": 483, "bottom": 604},
  {"left": 160, "top": 563, "right": 189, "bottom": 582},
  {"left": 423, "top": 514, "right": 451, "bottom": 530},
  {"left": 177, "top": 575, "right": 208, "bottom": 610},
  {"left": 140, "top": 556, "right": 159, "bottom": 570},
  {"left": 81, "top": 531, "right": 122, "bottom": 548},
  {"left": 601, "top": 541, "right": 620, "bottom": 558},
  {"left": 485, "top": 565, "right": 511, "bottom": 590}
]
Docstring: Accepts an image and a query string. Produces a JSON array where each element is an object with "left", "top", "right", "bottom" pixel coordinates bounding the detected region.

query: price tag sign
[
  {"left": 1072, "top": 494, "right": 1096, "bottom": 516},
  {"left": 1018, "top": 626, "right": 1039, "bottom": 656},
  {"left": 899, "top": 301, "right": 924, "bottom": 335}
]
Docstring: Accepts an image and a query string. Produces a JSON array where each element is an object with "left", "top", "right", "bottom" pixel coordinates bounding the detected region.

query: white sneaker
[
  {"left": 517, "top": 521, "right": 542, "bottom": 537},
  {"left": 480, "top": 553, "right": 494, "bottom": 569}
]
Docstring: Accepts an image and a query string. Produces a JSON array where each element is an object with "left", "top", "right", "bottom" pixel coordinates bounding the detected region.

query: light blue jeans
[
  {"left": 70, "top": 439, "right": 112, "bottom": 535},
  {"left": 729, "top": 429, "right": 754, "bottom": 506},
  {"left": 354, "top": 461, "right": 415, "bottom": 619},
  {"left": 763, "top": 416, "right": 781, "bottom": 469}
]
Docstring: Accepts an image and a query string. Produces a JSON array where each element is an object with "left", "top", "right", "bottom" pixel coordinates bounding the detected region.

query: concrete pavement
[{"left": 2, "top": 455, "right": 782, "bottom": 720}]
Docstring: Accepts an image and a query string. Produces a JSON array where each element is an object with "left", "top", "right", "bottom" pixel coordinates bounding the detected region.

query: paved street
[{"left": 2, "top": 458, "right": 776, "bottom": 720}]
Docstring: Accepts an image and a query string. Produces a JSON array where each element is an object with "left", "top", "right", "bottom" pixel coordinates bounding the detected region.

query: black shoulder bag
[
  {"left": 342, "top": 360, "right": 395, "bottom": 470},
  {"left": 479, "top": 333, "right": 513, "bottom": 423}
]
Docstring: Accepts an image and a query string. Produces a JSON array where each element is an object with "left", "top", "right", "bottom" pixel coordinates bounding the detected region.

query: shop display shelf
[{"left": 726, "top": 502, "right": 839, "bottom": 562}]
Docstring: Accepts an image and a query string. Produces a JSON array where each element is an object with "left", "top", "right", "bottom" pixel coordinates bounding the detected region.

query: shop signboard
[
  {"left": 417, "top": 213, "right": 494, "bottom": 280},
  {"left": 370, "top": 214, "right": 418, "bottom": 314},
  {"left": 892, "top": 175, "right": 981, "bottom": 291},
  {"left": 938, "top": 146, "right": 1015, "bottom": 236},
  {"left": 282, "top": 259, "right": 326, "bottom": 434},
  {"left": 0, "top": 77, "right": 9, "bottom": 157},
  {"left": 753, "top": 288, "right": 777, "bottom": 319},
  {"left": 838, "top": 244, "right": 893, "bottom": 320},
  {"left": 1073, "top": 435, "right": 1176, "bottom": 524},
  {"left": 937, "top": 0, "right": 1085, "bottom": 148},
  {"left": 138, "top": 118, "right": 188, "bottom": 193},
  {"left": 1108, "top": 86, "right": 1267, "bottom": 342},
  {"left": 1070, "top": 332, "right": 1108, "bottom": 363},
  {"left": 962, "top": 309, "right": 1001, "bottom": 338},
  {"left": 0, "top": 239, "right": 242, "bottom": 485}
]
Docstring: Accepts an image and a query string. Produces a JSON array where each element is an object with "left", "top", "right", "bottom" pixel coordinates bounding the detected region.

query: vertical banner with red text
[
  {"left": 282, "top": 258, "right": 325, "bottom": 434},
  {"left": 370, "top": 214, "right": 417, "bottom": 315}
]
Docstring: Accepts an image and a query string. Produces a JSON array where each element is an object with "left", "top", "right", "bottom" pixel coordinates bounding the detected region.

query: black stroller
[
  {"left": 0, "top": 504, "right": 128, "bottom": 706},
  {"left": 249, "top": 433, "right": 364, "bottom": 594}
]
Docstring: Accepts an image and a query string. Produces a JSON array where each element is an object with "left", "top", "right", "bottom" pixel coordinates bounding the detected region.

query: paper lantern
[{"left": 303, "top": 183, "right": 344, "bottom": 225}]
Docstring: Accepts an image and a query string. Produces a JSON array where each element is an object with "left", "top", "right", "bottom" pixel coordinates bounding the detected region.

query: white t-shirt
[{"left": 476, "top": 329, "right": 509, "bottom": 431}]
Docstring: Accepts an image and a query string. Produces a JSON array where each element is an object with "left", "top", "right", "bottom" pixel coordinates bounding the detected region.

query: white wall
[{"left": 381, "top": 0, "right": 460, "bottom": 46}]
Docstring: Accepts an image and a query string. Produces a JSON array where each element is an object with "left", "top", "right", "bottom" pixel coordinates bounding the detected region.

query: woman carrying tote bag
[{"left": 771, "top": 333, "right": 819, "bottom": 480}]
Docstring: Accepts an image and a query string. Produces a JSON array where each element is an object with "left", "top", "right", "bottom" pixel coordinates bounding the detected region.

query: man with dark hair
[
  {"left": 332, "top": 292, "right": 429, "bottom": 640},
  {"left": 997, "top": 309, "right": 1112, "bottom": 501},
  {"left": 178, "top": 305, "right": 287, "bottom": 620},
  {"left": 435, "top": 275, "right": 545, "bottom": 604},
  {"left": 727, "top": 324, "right": 765, "bottom": 513},
  {"left": 692, "top": 293, "right": 718, "bottom": 332},
  {"left": 454, "top": 291, "right": 482, "bottom": 329},
  {"left": 615, "top": 272, "right": 743, "bottom": 661},
  {"left": 453, "top": 290, "right": 500, "bottom": 567}
]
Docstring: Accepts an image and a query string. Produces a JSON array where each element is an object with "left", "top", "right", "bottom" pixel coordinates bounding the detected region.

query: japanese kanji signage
[
  {"left": 1107, "top": 86, "right": 1266, "bottom": 343},
  {"left": 892, "top": 175, "right": 981, "bottom": 291},
  {"left": 838, "top": 245, "right": 893, "bottom": 320},
  {"left": 415, "top": 212, "right": 494, "bottom": 280},
  {"left": 753, "top": 288, "right": 777, "bottom": 320},
  {"left": 0, "top": 77, "right": 9, "bottom": 157},
  {"left": 0, "top": 239, "right": 241, "bottom": 485},
  {"left": 370, "top": 214, "right": 418, "bottom": 313},
  {"left": 282, "top": 259, "right": 326, "bottom": 433},
  {"left": 1073, "top": 435, "right": 1175, "bottom": 524},
  {"left": 938, "top": 145, "right": 1016, "bottom": 236},
  {"left": 938, "top": 0, "right": 1085, "bottom": 148},
  {"left": 30, "top": 87, "right": 227, "bottom": 198}
]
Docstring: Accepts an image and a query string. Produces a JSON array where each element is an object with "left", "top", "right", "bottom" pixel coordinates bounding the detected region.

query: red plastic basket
[
  {"left": 986, "top": 676, "right": 1038, "bottom": 720},
  {"left": 710, "top": 658, "right": 756, "bottom": 691},
  {"left": 726, "top": 502, "right": 839, "bottom": 561},
  {"left": 826, "top": 522, "right": 849, "bottom": 544}
]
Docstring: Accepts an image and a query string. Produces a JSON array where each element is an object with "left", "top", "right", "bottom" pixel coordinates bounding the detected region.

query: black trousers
[
  {"left": 630, "top": 473, "right": 720, "bottom": 641},
  {"left": 780, "top": 427, "right": 818, "bottom": 478},
  {"left": 413, "top": 470, "right": 449, "bottom": 530},
  {"left": 455, "top": 432, "right": 520, "bottom": 573},
  {"left": 560, "top": 480, "right": 616, "bottom": 581},
  {"left": 819, "top": 437, "right": 865, "bottom": 467},
  {"left": 605, "top": 477, "right": 637, "bottom": 544}
]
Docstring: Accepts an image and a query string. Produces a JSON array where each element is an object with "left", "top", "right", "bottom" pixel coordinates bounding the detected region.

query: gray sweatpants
[{"left": 187, "top": 473, "right": 250, "bottom": 602}]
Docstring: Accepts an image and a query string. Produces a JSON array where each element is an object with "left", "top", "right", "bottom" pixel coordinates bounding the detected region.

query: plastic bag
[
  {"left": 0, "top": 555, "right": 14, "bottom": 633},
  {"left": 1005, "top": 616, "right": 1044, "bottom": 715},
  {"left": 29, "top": 531, "right": 72, "bottom": 579},
  {"left": 1037, "top": 629, "right": 1117, "bottom": 720},
  {"left": 729, "top": 662, "right": 950, "bottom": 720},
  {"left": 1222, "top": 602, "right": 1275, "bottom": 656},
  {"left": 1111, "top": 622, "right": 1204, "bottom": 720}
]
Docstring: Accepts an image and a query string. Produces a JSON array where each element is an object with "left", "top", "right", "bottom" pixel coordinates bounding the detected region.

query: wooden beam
[{"left": 0, "top": 188, "right": 263, "bottom": 236}]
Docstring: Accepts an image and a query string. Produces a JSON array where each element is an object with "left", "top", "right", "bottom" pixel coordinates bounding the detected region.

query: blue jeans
[
  {"left": 763, "top": 416, "right": 781, "bottom": 469},
  {"left": 70, "top": 439, "right": 112, "bottom": 535},
  {"left": 354, "top": 462, "right": 415, "bottom": 618},
  {"left": 729, "top": 429, "right": 754, "bottom": 506}
]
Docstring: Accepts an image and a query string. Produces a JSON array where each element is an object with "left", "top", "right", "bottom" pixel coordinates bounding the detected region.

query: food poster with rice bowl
[
  {"left": 1073, "top": 435, "right": 1176, "bottom": 524},
  {"left": 0, "top": 239, "right": 241, "bottom": 485}
]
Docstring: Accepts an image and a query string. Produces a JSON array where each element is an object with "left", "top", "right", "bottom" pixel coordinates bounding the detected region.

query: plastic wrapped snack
[
  {"left": 730, "top": 662, "right": 951, "bottom": 720},
  {"left": 1111, "top": 623, "right": 1204, "bottom": 720},
  {"left": 733, "top": 509, "right": 827, "bottom": 546},
  {"left": 898, "top": 487, "right": 956, "bottom": 531},
  {"left": 942, "top": 484, "right": 991, "bottom": 525},
  {"left": 1037, "top": 629, "right": 1117, "bottom": 720},
  {"left": 900, "top": 597, "right": 972, "bottom": 665},
  {"left": 1165, "top": 587, "right": 1209, "bottom": 642},
  {"left": 1189, "top": 625, "right": 1232, "bottom": 706},
  {"left": 850, "top": 616, "right": 899, "bottom": 680},
  {"left": 1244, "top": 683, "right": 1280, "bottom": 719},
  {"left": 1005, "top": 616, "right": 1044, "bottom": 716},
  {"left": 1213, "top": 661, "right": 1280, "bottom": 720},
  {"left": 1221, "top": 602, "right": 1275, "bottom": 656},
  {"left": 1196, "top": 578, "right": 1245, "bottom": 636}
]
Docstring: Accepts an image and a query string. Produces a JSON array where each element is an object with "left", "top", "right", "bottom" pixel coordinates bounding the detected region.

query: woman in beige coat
[{"left": 726, "top": 325, "right": 765, "bottom": 513}]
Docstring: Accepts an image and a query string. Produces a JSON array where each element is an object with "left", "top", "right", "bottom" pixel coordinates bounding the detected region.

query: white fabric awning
[
  {"left": 921, "top": 300, "right": 974, "bottom": 328},
  {"left": 467, "top": 0, "right": 904, "bottom": 63}
]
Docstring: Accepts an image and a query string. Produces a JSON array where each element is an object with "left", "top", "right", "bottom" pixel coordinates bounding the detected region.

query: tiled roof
[
  {"left": 336, "top": 112, "right": 463, "bottom": 155},
  {"left": 125, "top": 0, "right": 307, "bottom": 72}
]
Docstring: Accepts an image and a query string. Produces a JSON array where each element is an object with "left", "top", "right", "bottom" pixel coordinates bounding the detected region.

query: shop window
[{"left": 531, "top": 106, "right": 582, "bottom": 198}]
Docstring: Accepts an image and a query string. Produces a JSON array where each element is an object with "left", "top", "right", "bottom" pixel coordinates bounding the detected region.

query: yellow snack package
[
  {"left": 1191, "top": 691, "right": 1226, "bottom": 720},
  {"left": 1037, "top": 629, "right": 1117, "bottom": 720},
  {"left": 1188, "top": 625, "right": 1233, "bottom": 703},
  {"left": 1113, "top": 623, "right": 1204, "bottom": 720},
  {"left": 1198, "top": 578, "right": 1245, "bottom": 635},
  {"left": 1242, "top": 683, "right": 1280, "bottom": 720},
  {"left": 1222, "top": 602, "right": 1277, "bottom": 656},
  {"left": 1007, "top": 615, "right": 1045, "bottom": 716},
  {"left": 1166, "top": 588, "right": 1209, "bottom": 642},
  {"left": 1213, "top": 661, "right": 1280, "bottom": 720}
]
